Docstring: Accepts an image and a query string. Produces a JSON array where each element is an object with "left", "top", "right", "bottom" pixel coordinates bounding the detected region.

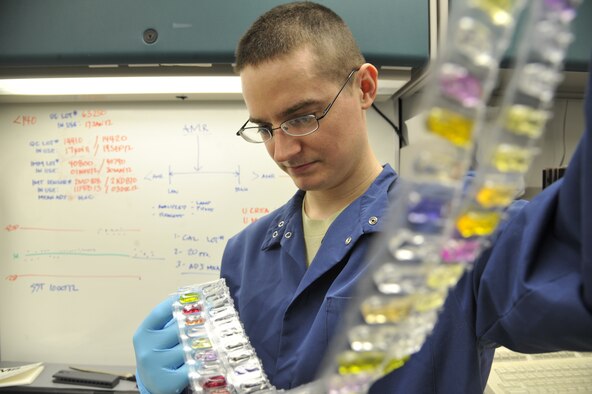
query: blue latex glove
[{"left": 133, "top": 296, "right": 189, "bottom": 394}]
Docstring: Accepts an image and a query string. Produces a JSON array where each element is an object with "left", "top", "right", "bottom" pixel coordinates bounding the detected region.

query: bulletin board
[{"left": 0, "top": 101, "right": 397, "bottom": 366}]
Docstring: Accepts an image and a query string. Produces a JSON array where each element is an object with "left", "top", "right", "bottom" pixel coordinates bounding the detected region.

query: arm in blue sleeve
[
  {"left": 474, "top": 58, "right": 592, "bottom": 352},
  {"left": 579, "top": 63, "right": 592, "bottom": 310}
]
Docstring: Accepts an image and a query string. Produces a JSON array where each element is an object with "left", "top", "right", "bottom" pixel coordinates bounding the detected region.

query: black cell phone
[{"left": 52, "top": 369, "right": 120, "bottom": 388}]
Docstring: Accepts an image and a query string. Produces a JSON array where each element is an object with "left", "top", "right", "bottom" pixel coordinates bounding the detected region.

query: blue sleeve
[{"left": 474, "top": 59, "right": 592, "bottom": 352}]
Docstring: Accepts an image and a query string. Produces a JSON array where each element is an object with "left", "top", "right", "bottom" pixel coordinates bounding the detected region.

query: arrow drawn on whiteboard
[
  {"left": 5, "top": 274, "right": 142, "bottom": 281},
  {"left": 4, "top": 224, "right": 84, "bottom": 232},
  {"left": 181, "top": 134, "right": 203, "bottom": 171},
  {"left": 166, "top": 125, "right": 242, "bottom": 188},
  {"left": 181, "top": 271, "right": 220, "bottom": 276},
  {"left": 196, "top": 134, "right": 201, "bottom": 171},
  {"left": 169, "top": 165, "right": 241, "bottom": 180},
  {"left": 22, "top": 250, "right": 165, "bottom": 261}
]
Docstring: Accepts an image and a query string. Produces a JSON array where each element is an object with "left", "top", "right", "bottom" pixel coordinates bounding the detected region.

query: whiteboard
[{"left": 0, "top": 101, "right": 397, "bottom": 366}]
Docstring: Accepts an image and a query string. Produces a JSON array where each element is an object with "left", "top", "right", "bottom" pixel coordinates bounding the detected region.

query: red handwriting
[
  {"left": 13, "top": 115, "right": 37, "bottom": 126},
  {"left": 4, "top": 225, "right": 83, "bottom": 232},
  {"left": 85, "top": 119, "right": 113, "bottom": 128},
  {"left": 241, "top": 207, "right": 271, "bottom": 224},
  {"left": 81, "top": 109, "right": 107, "bottom": 118}
]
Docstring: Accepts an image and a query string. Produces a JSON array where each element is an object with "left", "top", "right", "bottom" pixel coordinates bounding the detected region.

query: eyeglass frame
[{"left": 236, "top": 68, "right": 360, "bottom": 143}]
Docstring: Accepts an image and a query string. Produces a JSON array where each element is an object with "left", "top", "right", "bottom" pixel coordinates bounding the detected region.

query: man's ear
[{"left": 358, "top": 63, "right": 378, "bottom": 109}]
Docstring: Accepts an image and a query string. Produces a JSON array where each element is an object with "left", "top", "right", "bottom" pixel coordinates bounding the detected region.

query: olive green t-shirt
[{"left": 302, "top": 202, "right": 344, "bottom": 267}]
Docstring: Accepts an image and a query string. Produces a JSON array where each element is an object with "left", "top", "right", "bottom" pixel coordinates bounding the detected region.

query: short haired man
[{"left": 133, "top": 3, "right": 592, "bottom": 393}]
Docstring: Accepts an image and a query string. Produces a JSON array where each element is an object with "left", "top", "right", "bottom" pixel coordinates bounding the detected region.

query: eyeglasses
[{"left": 236, "top": 68, "right": 359, "bottom": 143}]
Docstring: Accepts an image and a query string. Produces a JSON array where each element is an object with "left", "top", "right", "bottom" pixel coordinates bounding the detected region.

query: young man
[{"left": 133, "top": 3, "right": 592, "bottom": 393}]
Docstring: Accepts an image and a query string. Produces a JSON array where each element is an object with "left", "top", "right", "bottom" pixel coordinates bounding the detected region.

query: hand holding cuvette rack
[{"left": 173, "top": 279, "right": 276, "bottom": 394}]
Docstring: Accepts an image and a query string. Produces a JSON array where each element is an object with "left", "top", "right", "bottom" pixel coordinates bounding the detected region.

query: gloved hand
[{"left": 133, "top": 296, "right": 189, "bottom": 394}]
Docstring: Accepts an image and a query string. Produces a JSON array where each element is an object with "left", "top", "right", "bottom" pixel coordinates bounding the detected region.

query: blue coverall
[{"left": 219, "top": 71, "right": 592, "bottom": 392}]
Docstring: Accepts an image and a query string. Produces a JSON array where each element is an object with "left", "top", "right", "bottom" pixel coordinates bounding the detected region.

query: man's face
[{"left": 240, "top": 47, "right": 369, "bottom": 193}]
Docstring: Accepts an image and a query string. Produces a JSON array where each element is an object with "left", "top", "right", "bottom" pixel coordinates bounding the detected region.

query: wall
[
  {"left": 525, "top": 98, "right": 585, "bottom": 192},
  {"left": 399, "top": 89, "right": 587, "bottom": 197}
]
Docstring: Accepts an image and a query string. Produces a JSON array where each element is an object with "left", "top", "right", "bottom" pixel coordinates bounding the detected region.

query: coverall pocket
[{"left": 325, "top": 296, "right": 353, "bottom": 345}]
